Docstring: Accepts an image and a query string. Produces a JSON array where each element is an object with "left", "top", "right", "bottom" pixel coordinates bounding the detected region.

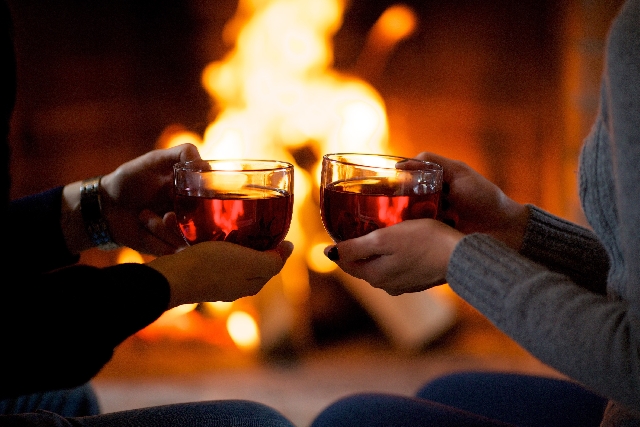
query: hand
[
  {"left": 99, "top": 143, "right": 201, "bottom": 256},
  {"left": 325, "top": 219, "right": 463, "bottom": 296},
  {"left": 415, "top": 152, "right": 530, "bottom": 251},
  {"left": 148, "top": 240, "right": 294, "bottom": 308}
]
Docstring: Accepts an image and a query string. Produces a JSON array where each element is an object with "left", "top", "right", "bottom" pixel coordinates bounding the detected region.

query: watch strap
[{"left": 80, "top": 176, "right": 120, "bottom": 251}]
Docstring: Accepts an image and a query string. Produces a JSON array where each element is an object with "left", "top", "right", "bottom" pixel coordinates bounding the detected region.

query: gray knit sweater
[{"left": 446, "top": 0, "right": 640, "bottom": 425}]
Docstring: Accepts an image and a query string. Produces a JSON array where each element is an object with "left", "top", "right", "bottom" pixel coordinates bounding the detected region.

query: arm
[
  {"left": 324, "top": 152, "right": 609, "bottom": 295},
  {"left": 8, "top": 187, "right": 80, "bottom": 273},
  {"left": 6, "top": 143, "right": 202, "bottom": 274},
  {"left": 447, "top": 232, "right": 637, "bottom": 410},
  {"left": 415, "top": 152, "right": 609, "bottom": 294},
  {"left": 0, "top": 238, "right": 293, "bottom": 399},
  {"left": 519, "top": 205, "right": 609, "bottom": 295},
  {"left": 448, "top": 0, "right": 640, "bottom": 411},
  {"left": 0, "top": 261, "right": 170, "bottom": 399},
  {"left": 61, "top": 143, "right": 202, "bottom": 256},
  {"left": 2, "top": 143, "right": 294, "bottom": 398}
]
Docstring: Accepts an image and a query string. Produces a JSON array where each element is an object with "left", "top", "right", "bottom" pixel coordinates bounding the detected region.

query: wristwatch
[{"left": 80, "top": 176, "right": 120, "bottom": 251}]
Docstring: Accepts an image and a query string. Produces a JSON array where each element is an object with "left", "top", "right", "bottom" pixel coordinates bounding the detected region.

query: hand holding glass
[
  {"left": 320, "top": 153, "right": 443, "bottom": 242},
  {"left": 173, "top": 160, "right": 294, "bottom": 251}
]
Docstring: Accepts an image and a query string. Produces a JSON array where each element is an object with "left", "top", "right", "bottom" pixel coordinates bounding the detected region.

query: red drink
[
  {"left": 175, "top": 188, "right": 293, "bottom": 251},
  {"left": 321, "top": 177, "right": 440, "bottom": 242}
]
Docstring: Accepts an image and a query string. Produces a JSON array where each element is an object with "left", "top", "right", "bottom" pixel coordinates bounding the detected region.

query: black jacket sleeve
[
  {"left": 8, "top": 187, "right": 80, "bottom": 273},
  {"left": 0, "top": 0, "right": 171, "bottom": 399},
  {"left": 0, "top": 262, "right": 171, "bottom": 399}
]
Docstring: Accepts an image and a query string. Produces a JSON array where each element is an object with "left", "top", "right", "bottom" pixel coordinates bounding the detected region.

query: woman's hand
[
  {"left": 323, "top": 151, "right": 529, "bottom": 296},
  {"left": 148, "top": 240, "right": 294, "bottom": 308},
  {"left": 325, "top": 219, "right": 463, "bottom": 296},
  {"left": 415, "top": 152, "right": 530, "bottom": 251},
  {"left": 98, "top": 143, "right": 201, "bottom": 256}
]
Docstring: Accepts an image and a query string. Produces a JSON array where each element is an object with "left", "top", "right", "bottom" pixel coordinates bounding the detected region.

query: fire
[
  {"left": 144, "top": 0, "right": 419, "bottom": 352},
  {"left": 227, "top": 311, "right": 260, "bottom": 351}
]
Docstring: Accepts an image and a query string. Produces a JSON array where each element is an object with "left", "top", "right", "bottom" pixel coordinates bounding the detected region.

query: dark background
[{"left": 7, "top": 0, "right": 560, "bottom": 197}]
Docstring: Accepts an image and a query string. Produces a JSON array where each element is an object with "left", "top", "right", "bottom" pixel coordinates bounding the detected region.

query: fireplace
[{"left": 7, "top": 0, "right": 624, "bottom": 357}]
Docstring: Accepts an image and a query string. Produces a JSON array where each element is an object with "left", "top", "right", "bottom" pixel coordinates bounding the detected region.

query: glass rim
[
  {"left": 322, "top": 153, "right": 442, "bottom": 171},
  {"left": 174, "top": 159, "right": 294, "bottom": 173}
]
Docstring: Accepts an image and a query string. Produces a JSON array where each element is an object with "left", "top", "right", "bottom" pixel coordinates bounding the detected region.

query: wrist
[
  {"left": 497, "top": 202, "right": 530, "bottom": 251},
  {"left": 80, "top": 176, "right": 120, "bottom": 251},
  {"left": 61, "top": 181, "right": 91, "bottom": 254}
]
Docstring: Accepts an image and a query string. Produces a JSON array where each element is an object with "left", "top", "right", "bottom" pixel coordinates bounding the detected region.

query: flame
[
  {"left": 227, "top": 311, "right": 260, "bottom": 350},
  {"left": 371, "top": 4, "right": 417, "bottom": 49},
  {"left": 153, "top": 0, "right": 420, "bottom": 351},
  {"left": 307, "top": 241, "right": 336, "bottom": 273}
]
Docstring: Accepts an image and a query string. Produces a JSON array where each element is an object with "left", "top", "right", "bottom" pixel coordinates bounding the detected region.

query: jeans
[
  {"left": 0, "top": 383, "right": 295, "bottom": 427},
  {"left": 310, "top": 372, "right": 609, "bottom": 427},
  {"left": 0, "top": 383, "right": 100, "bottom": 418}
]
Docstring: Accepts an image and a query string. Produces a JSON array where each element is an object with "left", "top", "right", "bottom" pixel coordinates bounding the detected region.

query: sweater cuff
[
  {"left": 447, "top": 233, "right": 543, "bottom": 324},
  {"left": 520, "top": 205, "right": 609, "bottom": 293}
]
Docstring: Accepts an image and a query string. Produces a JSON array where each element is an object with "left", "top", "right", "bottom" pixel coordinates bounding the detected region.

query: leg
[
  {"left": 416, "top": 372, "right": 608, "bottom": 427},
  {"left": 1, "top": 400, "right": 296, "bottom": 427},
  {"left": 0, "top": 383, "right": 100, "bottom": 417},
  {"left": 78, "top": 400, "right": 296, "bottom": 427},
  {"left": 310, "top": 393, "right": 516, "bottom": 427}
]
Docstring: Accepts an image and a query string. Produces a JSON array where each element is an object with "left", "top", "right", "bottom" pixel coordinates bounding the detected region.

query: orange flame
[{"left": 151, "top": 0, "right": 419, "bottom": 351}]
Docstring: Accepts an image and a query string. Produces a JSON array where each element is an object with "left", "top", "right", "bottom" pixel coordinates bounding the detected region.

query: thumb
[
  {"left": 272, "top": 240, "right": 294, "bottom": 263},
  {"left": 324, "top": 232, "right": 385, "bottom": 263}
]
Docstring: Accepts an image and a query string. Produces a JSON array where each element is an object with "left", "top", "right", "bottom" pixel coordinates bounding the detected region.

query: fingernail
[
  {"left": 326, "top": 246, "right": 340, "bottom": 261},
  {"left": 440, "top": 199, "right": 450, "bottom": 211},
  {"left": 442, "top": 182, "right": 450, "bottom": 195}
]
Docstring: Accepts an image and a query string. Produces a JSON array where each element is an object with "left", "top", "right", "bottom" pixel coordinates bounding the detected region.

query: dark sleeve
[
  {"left": 0, "top": 0, "right": 170, "bottom": 400},
  {"left": 8, "top": 187, "right": 80, "bottom": 273},
  {"left": 0, "top": 262, "right": 171, "bottom": 399}
]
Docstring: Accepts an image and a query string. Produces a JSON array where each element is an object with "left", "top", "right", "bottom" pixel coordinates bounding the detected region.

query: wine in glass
[
  {"left": 320, "top": 153, "right": 443, "bottom": 242},
  {"left": 174, "top": 159, "right": 294, "bottom": 251}
]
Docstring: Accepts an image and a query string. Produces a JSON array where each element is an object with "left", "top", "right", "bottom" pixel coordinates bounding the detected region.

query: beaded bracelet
[{"left": 80, "top": 176, "right": 120, "bottom": 251}]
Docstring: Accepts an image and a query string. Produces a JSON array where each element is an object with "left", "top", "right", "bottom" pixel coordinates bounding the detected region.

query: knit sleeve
[
  {"left": 447, "top": 0, "right": 640, "bottom": 414},
  {"left": 519, "top": 205, "right": 609, "bottom": 294},
  {"left": 447, "top": 234, "right": 640, "bottom": 410}
]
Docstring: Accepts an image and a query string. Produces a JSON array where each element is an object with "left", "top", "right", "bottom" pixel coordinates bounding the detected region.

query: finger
[
  {"left": 414, "top": 151, "right": 449, "bottom": 166},
  {"left": 334, "top": 254, "right": 391, "bottom": 287},
  {"left": 176, "top": 142, "right": 202, "bottom": 163},
  {"left": 252, "top": 249, "right": 287, "bottom": 278},
  {"left": 162, "top": 212, "right": 184, "bottom": 238},
  {"left": 326, "top": 230, "right": 390, "bottom": 263},
  {"left": 271, "top": 240, "right": 294, "bottom": 262},
  {"left": 138, "top": 210, "right": 187, "bottom": 254},
  {"left": 145, "top": 143, "right": 202, "bottom": 175},
  {"left": 414, "top": 152, "right": 457, "bottom": 184},
  {"left": 212, "top": 241, "right": 286, "bottom": 279}
]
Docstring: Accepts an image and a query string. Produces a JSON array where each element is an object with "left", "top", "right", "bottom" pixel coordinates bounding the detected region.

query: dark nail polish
[
  {"left": 327, "top": 246, "right": 340, "bottom": 261},
  {"left": 441, "top": 199, "right": 450, "bottom": 211}
]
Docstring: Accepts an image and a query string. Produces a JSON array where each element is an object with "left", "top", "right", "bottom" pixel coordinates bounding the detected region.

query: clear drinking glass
[
  {"left": 320, "top": 153, "right": 443, "bottom": 242},
  {"left": 173, "top": 159, "right": 294, "bottom": 251}
]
